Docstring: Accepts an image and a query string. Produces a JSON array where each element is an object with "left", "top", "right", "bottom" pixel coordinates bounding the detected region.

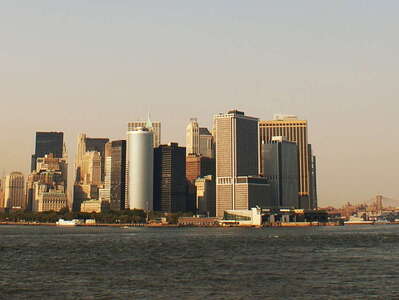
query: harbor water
[{"left": 0, "top": 225, "right": 398, "bottom": 299}]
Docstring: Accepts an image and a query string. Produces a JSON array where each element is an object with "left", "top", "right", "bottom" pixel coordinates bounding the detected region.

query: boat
[
  {"left": 56, "top": 219, "right": 80, "bottom": 226},
  {"left": 344, "top": 216, "right": 374, "bottom": 225}
]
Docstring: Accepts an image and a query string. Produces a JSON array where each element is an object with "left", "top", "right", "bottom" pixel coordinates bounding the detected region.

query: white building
[{"left": 127, "top": 127, "right": 154, "bottom": 211}]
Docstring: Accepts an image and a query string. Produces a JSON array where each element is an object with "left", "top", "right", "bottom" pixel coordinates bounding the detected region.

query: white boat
[
  {"left": 56, "top": 219, "right": 80, "bottom": 226},
  {"left": 344, "top": 216, "right": 374, "bottom": 225}
]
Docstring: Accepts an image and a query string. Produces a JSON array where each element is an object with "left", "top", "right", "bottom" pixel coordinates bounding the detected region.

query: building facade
[
  {"left": 215, "top": 110, "right": 269, "bottom": 217},
  {"left": 259, "top": 114, "right": 315, "bottom": 209},
  {"left": 31, "top": 132, "right": 64, "bottom": 172},
  {"left": 263, "top": 136, "right": 299, "bottom": 208},
  {"left": 4, "top": 172, "right": 25, "bottom": 209},
  {"left": 110, "top": 140, "right": 126, "bottom": 211},
  {"left": 128, "top": 120, "right": 161, "bottom": 148},
  {"left": 154, "top": 143, "right": 187, "bottom": 212},
  {"left": 127, "top": 128, "right": 154, "bottom": 211},
  {"left": 195, "top": 175, "right": 216, "bottom": 216}
]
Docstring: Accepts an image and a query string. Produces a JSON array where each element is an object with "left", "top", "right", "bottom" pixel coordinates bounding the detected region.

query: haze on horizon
[{"left": 1, "top": 1, "right": 398, "bottom": 208}]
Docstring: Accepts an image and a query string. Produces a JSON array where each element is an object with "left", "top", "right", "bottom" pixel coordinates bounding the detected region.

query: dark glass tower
[
  {"left": 31, "top": 132, "right": 64, "bottom": 171},
  {"left": 110, "top": 140, "right": 127, "bottom": 210},
  {"left": 153, "top": 143, "right": 187, "bottom": 212}
]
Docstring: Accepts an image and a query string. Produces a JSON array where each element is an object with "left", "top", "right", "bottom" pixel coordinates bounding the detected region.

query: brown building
[{"left": 259, "top": 115, "right": 316, "bottom": 209}]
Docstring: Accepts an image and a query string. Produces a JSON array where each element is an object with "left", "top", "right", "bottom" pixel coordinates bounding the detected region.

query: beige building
[
  {"left": 186, "top": 118, "right": 200, "bottom": 156},
  {"left": 215, "top": 110, "right": 269, "bottom": 217},
  {"left": 128, "top": 119, "right": 161, "bottom": 148},
  {"left": 185, "top": 118, "right": 213, "bottom": 158},
  {"left": 259, "top": 114, "right": 315, "bottom": 208},
  {"left": 34, "top": 183, "right": 67, "bottom": 212},
  {"left": 80, "top": 199, "right": 102, "bottom": 213},
  {"left": 0, "top": 177, "right": 4, "bottom": 208},
  {"left": 28, "top": 154, "right": 68, "bottom": 212},
  {"left": 195, "top": 175, "right": 216, "bottom": 216},
  {"left": 4, "top": 172, "right": 25, "bottom": 209}
]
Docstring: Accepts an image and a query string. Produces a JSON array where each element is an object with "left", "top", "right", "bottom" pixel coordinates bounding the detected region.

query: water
[{"left": 1, "top": 225, "right": 399, "bottom": 299}]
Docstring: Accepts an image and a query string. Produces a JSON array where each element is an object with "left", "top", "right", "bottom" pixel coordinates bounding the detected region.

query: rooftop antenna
[{"left": 146, "top": 112, "right": 153, "bottom": 129}]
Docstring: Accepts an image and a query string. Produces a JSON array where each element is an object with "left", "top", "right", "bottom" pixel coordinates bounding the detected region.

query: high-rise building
[
  {"left": 199, "top": 128, "right": 213, "bottom": 158},
  {"left": 28, "top": 154, "right": 68, "bottom": 212},
  {"left": 74, "top": 134, "right": 109, "bottom": 211},
  {"left": 215, "top": 110, "right": 269, "bottom": 217},
  {"left": 186, "top": 154, "right": 215, "bottom": 182},
  {"left": 308, "top": 144, "right": 318, "bottom": 209},
  {"left": 31, "top": 132, "right": 64, "bottom": 172},
  {"left": 4, "top": 172, "right": 25, "bottom": 209},
  {"left": 195, "top": 175, "right": 216, "bottom": 216},
  {"left": 127, "top": 128, "right": 154, "bottom": 211},
  {"left": 154, "top": 143, "right": 187, "bottom": 212},
  {"left": 0, "top": 177, "right": 4, "bottom": 208},
  {"left": 185, "top": 118, "right": 214, "bottom": 158},
  {"left": 110, "top": 140, "right": 126, "bottom": 211},
  {"left": 185, "top": 154, "right": 215, "bottom": 213},
  {"left": 128, "top": 119, "right": 161, "bottom": 148},
  {"left": 262, "top": 136, "right": 299, "bottom": 208},
  {"left": 259, "top": 114, "right": 315, "bottom": 208},
  {"left": 75, "top": 134, "right": 109, "bottom": 183}
]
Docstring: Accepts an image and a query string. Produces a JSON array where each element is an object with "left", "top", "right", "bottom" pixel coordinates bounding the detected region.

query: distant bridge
[{"left": 356, "top": 195, "right": 399, "bottom": 209}]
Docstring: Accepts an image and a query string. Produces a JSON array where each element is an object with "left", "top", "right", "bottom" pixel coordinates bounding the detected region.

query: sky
[{"left": 1, "top": 1, "right": 399, "bottom": 207}]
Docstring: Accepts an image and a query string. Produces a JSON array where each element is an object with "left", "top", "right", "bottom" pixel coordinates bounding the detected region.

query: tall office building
[
  {"left": 31, "top": 132, "right": 64, "bottom": 172},
  {"left": 128, "top": 118, "right": 161, "bottom": 148},
  {"left": 186, "top": 118, "right": 200, "bottom": 156},
  {"left": 0, "top": 177, "right": 4, "bottom": 208},
  {"left": 110, "top": 140, "right": 126, "bottom": 210},
  {"left": 259, "top": 114, "right": 315, "bottom": 209},
  {"left": 195, "top": 175, "right": 216, "bottom": 216},
  {"left": 74, "top": 134, "right": 109, "bottom": 211},
  {"left": 4, "top": 172, "right": 25, "bottom": 209},
  {"left": 127, "top": 128, "right": 154, "bottom": 211},
  {"left": 215, "top": 110, "right": 269, "bottom": 217},
  {"left": 199, "top": 128, "right": 213, "bottom": 158},
  {"left": 154, "top": 143, "right": 187, "bottom": 212},
  {"left": 263, "top": 136, "right": 299, "bottom": 208},
  {"left": 28, "top": 154, "right": 68, "bottom": 212},
  {"left": 76, "top": 134, "right": 109, "bottom": 182},
  {"left": 185, "top": 118, "right": 214, "bottom": 158}
]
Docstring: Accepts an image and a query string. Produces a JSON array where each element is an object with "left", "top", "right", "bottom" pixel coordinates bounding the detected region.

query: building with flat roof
[
  {"left": 4, "top": 172, "right": 25, "bottom": 209},
  {"left": 31, "top": 132, "right": 64, "bottom": 172},
  {"left": 259, "top": 115, "right": 316, "bottom": 209},
  {"left": 215, "top": 110, "right": 270, "bottom": 217},
  {"left": 154, "top": 143, "right": 187, "bottom": 212},
  {"left": 128, "top": 119, "right": 161, "bottom": 148},
  {"left": 263, "top": 136, "right": 299, "bottom": 208}
]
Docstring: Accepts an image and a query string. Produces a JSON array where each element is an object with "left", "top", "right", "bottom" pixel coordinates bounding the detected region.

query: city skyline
[{"left": 2, "top": 1, "right": 399, "bottom": 208}]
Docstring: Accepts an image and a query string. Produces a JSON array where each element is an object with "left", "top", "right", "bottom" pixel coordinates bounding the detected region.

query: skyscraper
[
  {"left": 4, "top": 172, "right": 25, "bottom": 209},
  {"left": 127, "top": 128, "right": 154, "bottom": 211},
  {"left": 75, "top": 134, "right": 109, "bottom": 183},
  {"left": 154, "top": 143, "right": 187, "bottom": 212},
  {"left": 186, "top": 118, "right": 200, "bottom": 156},
  {"left": 259, "top": 114, "right": 315, "bottom": 209},
  {"left": 31, "top": 132, "right": 64, "bottom": 172},
  {"left": 185, "top": 118, "right": 214, "bottom": 158},
  {"left": 29, "top": 154, "right": 68, "bottom": 212},
  {"left": 215, "top": 110, "right": 269, "bottom": 217},
  {"left": 110, "top": 140, "right": 126, "bottom": 210},
  {"left": 263, "top": 136, "right": 299, "bottom": 208},
  {"left": 128, "top": 119, "right": 161, "bottom": 148}
]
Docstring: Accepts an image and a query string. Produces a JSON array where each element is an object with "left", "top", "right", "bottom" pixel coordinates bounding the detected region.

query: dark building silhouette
[
  {"left": 263, "top": 137, "right": 299, "bottom": 208},
  {"left": 31, "top": 132, "right": 64, "bottom": 172},
  {"left": 154, "top": 143, "right": 187, "bottom": 212},
  {"left": 110, "top": 140, "right": 126, "bottom": 210}
]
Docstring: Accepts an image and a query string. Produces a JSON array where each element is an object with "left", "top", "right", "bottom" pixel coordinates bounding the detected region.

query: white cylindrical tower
[{"left": 127, "top": 127, "right": 154, "bottom": 211}]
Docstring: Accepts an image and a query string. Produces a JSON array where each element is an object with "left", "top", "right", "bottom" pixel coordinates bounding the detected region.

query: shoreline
[{"left": 1, "top": 221, "right": 399, "bottom": 228}]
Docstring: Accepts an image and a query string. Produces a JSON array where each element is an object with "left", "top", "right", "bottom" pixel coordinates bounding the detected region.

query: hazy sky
[{"left": 1, "top": 1, "right": 399, "bottom": 207}]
